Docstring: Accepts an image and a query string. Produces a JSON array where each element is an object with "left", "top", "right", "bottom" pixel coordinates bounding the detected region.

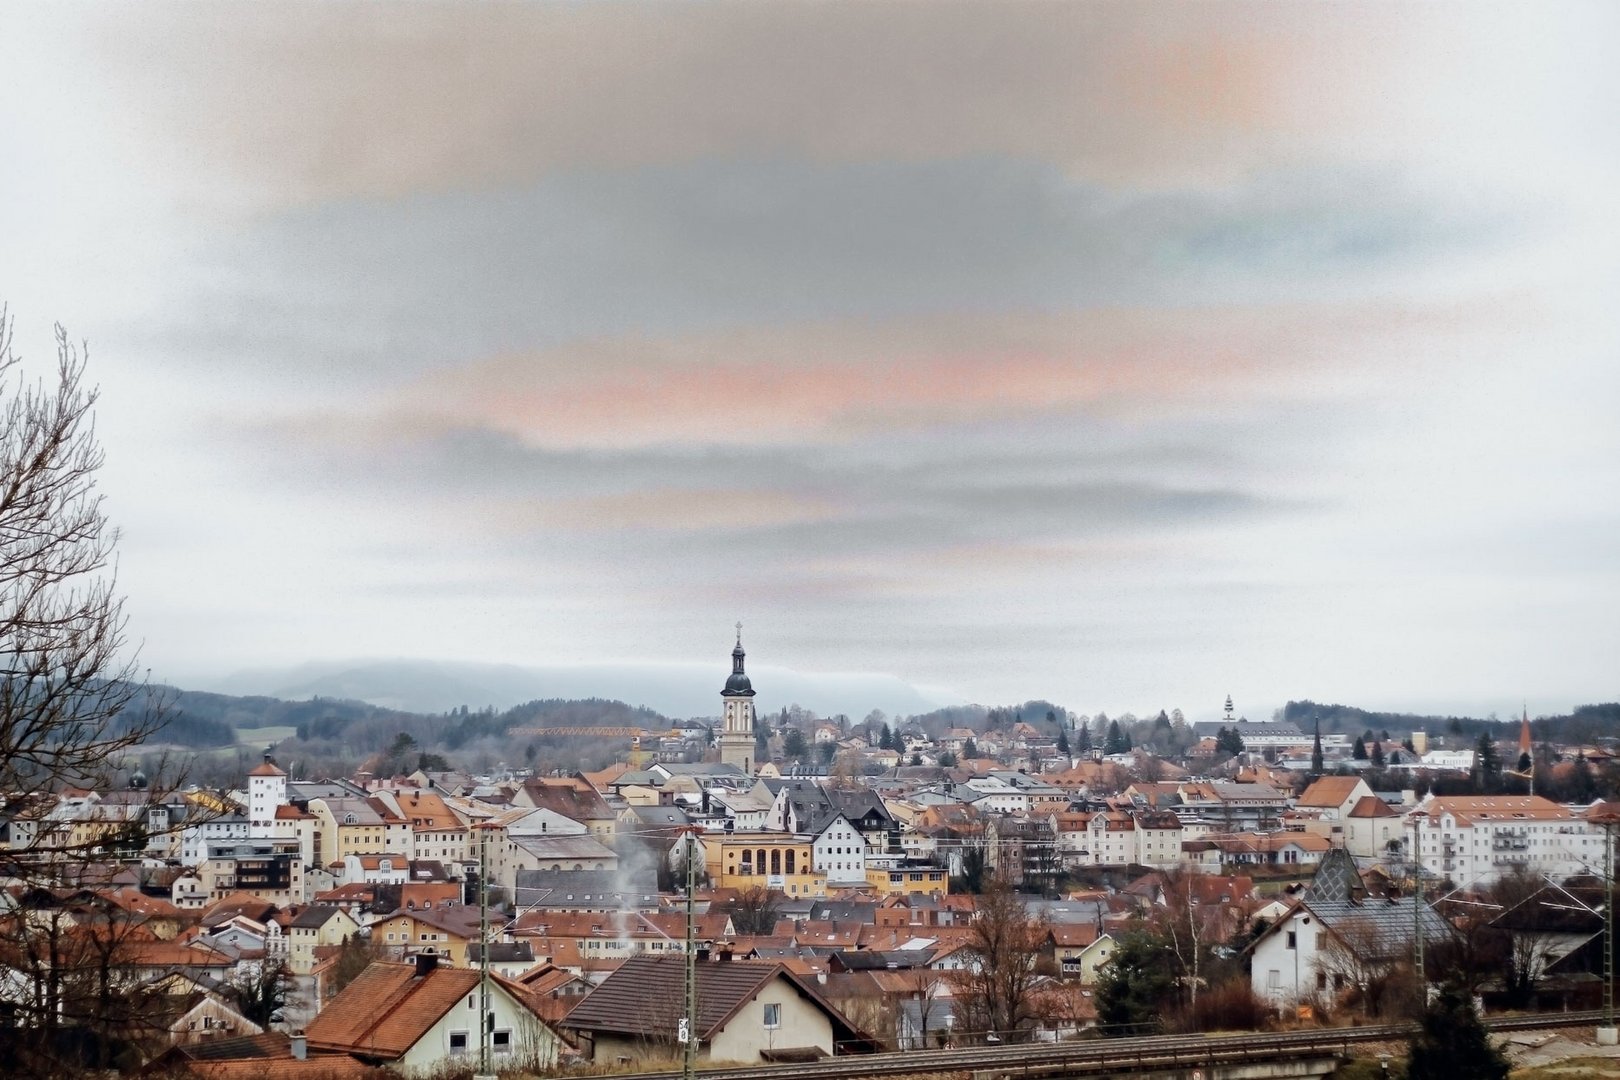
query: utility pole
[
  {"left": 683, "top": 830, "right": 698, "bottom": 1080},
  {"left": 474, "top": 824, "right": 495, "bottom": 1080},
  {"left": 1597, "top": 810, "right": 1619, "bottom": 1045},
  {"left": 1410, "top": 816, "right": 1424, "bottom": 998}
]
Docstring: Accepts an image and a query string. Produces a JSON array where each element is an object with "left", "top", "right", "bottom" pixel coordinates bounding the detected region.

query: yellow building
[
  {"left": 371, "top": 906, "right": 482, "bottom": 967},
  {"left": 863, "top": 862, "right": 949, "bottom": 898},
  {"left": 702, "top": 833, "right": 827, "bottom": 898}
]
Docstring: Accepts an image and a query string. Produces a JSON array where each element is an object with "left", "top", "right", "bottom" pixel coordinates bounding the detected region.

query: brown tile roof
[
  {"left": 520, "top": 777, "right": 615, "bottom": 822},
  {"left": 202, "top": 894, "right": 280, "bottom": 927},
  {"left": 1348, "top": 796, "right": 1399, "bottom": 819},
  {"left": 166, "top": 1031, "right": 291, "bottom": 1061},
  {"left": 185, "top": 1059, "right": 380, "bottom": 1080},
  {"left": 1297, "top": 777, "right": 1364, "bottom": 808},
  {"left": 306, "top": 961, "right": 553, "bottom": 1058},
  {"left": 1418, "top": 795, "right": 1574, "bottom": 824},
  {"left": 578, "top": 763, "right": 631, "bottom": 792},
  {"left": 392, "top": 790, "right": 464, "bottom": 831},
  {"left": 1047, "top": 923, "right": 1100, "bottom": 948},
  {"left": 563, "top": 955, "right": 870, "bottom": 1048},
  {"left": 99, "top": 886, "right": 185, "bottom": 920}
]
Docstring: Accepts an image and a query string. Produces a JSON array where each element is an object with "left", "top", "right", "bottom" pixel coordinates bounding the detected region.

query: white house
[
  {"left": 808, "top": 812, "right": 870, "bottom": 885},
  {"left": 307, "top": 957, "right": 563, "bottom": 1075}
]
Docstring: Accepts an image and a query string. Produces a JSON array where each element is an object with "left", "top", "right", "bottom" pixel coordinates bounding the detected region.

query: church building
[{"left": 718, "top": 625, "right": 757, "bottom": 774}]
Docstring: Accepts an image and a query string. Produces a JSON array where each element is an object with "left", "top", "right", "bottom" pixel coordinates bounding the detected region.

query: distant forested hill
[
  {"left": 119, "top": 683, "right": 670, "bottom": 753},
  {"left": 1283, "top": 699, "right": 1620, "bottom": 743},
  {"left": 440, "top": 697, "right": 670, "bottom": 749}
]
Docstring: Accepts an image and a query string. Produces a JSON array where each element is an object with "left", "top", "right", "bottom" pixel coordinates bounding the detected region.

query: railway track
[{"left": 585, "top": 1009, "right": 1608, "bottom": 1080}]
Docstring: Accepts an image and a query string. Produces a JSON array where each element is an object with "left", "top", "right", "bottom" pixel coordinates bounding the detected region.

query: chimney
[
  {"left": 414, "top": 953, "right": 439, "bottom": 978},
  {"left": 291, "top": 1034, "right": 307, "bottom": 1061}
]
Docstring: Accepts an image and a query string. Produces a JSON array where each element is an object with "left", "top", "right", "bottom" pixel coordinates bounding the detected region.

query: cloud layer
[{"left": 0, "top": 1, "right": 1615, "bottom": 717}]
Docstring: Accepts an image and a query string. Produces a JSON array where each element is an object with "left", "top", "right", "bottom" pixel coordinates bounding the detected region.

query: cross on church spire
[{"left": 736, "top": 620, "right": 743, "bottom": 644}]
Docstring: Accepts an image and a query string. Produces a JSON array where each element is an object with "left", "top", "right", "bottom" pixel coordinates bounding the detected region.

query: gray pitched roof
[
  {"left": 1304, "top": 848, "right": 1366, "bottom": 905},
  {"left": 1305, "top": 897, "right": 1451, "bottom": 957},
  {"left": 514, "top": 868, "right": 660, "bottom": 910}
]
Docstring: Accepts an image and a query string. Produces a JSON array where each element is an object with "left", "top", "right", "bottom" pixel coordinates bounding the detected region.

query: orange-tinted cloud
[
  {"left": 77, "top": 1, "right": 1450, "bottom": 208},
  {"left": 377, "top": 300, "right": 1496, "bottom": 450}
]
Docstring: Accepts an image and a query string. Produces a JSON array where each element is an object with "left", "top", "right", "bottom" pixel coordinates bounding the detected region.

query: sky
[{"left": 1, "top": 1, "right": 1617, "bottom": 720}]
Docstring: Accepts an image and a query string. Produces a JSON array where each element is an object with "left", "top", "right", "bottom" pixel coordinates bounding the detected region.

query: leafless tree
[
  {"left": 0, "top": 312, "right": 194, "bottom": 1076},
  {"left": 1150, "top": 868, "right": 1225, "bottom": 1013},
  {"left": 0, "top": 886, "right": 173, "bottom": 1074},
  {"left": 727, "top": 885, "right": 785, "bottom": 935},
  {"left": 947, "top": 879, "right": 1050, "bottom": 1040},
  {"left": 1, "top": 311, "right": 172, "bottom": 850},
  {"left": 1312, "top": 916, "right": 1416, "bottom": 1019}
]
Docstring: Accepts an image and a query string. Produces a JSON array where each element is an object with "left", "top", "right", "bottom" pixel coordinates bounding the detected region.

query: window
[
  {"left": 763, "top": 1003, "right": 781, "bottom": 1028},
  {"left": 492, "top": 1029, "right": 512, "bottom": 1054},
  {"left": 449, "top": 1031, "right": 469, "bottom": 1055},
  {"left": 1267, "top": 969, "right": 1281, "bottom": 989},
  {"left": 1286, "top": 931, "right": 1297, "bottom": 950}
]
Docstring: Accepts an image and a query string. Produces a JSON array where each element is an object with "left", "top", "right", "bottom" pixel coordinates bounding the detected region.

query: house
[
  {"left": 370, "top": 905, "right": 482, "bottom": 966},
  {"left": 562, "top": 954, "right": 874, "bottom": 1064},
  {"left": 308, "top": 798, "right": 411, "bottom": 870},
  {"left": 1044, "top": 923, "right": 1103, "bottom": 980},
  {"left": 1133, "top": 810, "right": 1183, "bottom": 868},
  {"left": 305, "top": 955, "right": 564, "bottom": 1075},
  {"left": 512, "top": 777, "right": 618, "bottom": 841},
  {"left": 1295, "top": 777, "right": 1374, "bottom": 823},
  {"left": 1247, "top": 849, "right": 1450, "bottom": 1010},
  {"left": 465, "top": 941, "right": 539, "bottom": 978},
  {"left": 139, "top": 1030, "right": 379, "bottom": 1079},
  {"left": 1343, "top": 796, "right": 1403, "bottom": 861},
  {"left": 288, "top": 906, "right": 362, "bottom": 975}
]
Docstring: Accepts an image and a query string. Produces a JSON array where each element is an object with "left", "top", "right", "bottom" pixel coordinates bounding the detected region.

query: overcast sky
[{"left": 2, "top": 1, "right": 1616, "bottom": 719}]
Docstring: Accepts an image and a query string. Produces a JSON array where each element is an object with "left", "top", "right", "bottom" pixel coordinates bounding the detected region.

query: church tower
[{"left": 719, "top": 623, "right": 757, "bottom": 774}]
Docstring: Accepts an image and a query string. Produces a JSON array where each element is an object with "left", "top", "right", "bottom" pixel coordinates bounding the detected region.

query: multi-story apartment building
[
  {"left": 1407, "top": 795, "right": 1604, "bottom": 886},
  {"left": 308, "top": 796, "right": 412, "bottom": 869}
]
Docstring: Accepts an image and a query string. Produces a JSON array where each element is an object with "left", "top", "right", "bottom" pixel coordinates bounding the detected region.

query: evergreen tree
[
  {"left": 1352, "top": 735, "right": 1368, "bottom": 760},
  {"left": 1056, "top": 728, "right": 1070, "bottom": 755},
  {"left": 879, "top": 723, "right": 894, "bottom": 750},
  {"left": 1215, "top": 726, "right": 1245, "bottom": 756},
  {"left": 1104, "top": 719, "right": 1125, "bottom": 755},
  {"left": 963, "top": 737, "right": 978, "bottom": 759},
  {"left": 782, "top": 728, "right": 808, "bottom": 760},
  {"left": 1077, "top": 721, "right": 1092, "bottom": 755},
  {"left": 1311, "top": 720, "right": 1324, "bottom": 775},
  {"left": 1406, "top": 987, "right": 1509, "bottom": 1080},
  {"left": 1475, "top": 732, "right": 1503, "bottom": 792},
  {"left": 1371, "top": 740, "right": 1386, "bottom": 768},
  {"left": 1095, "top": 928, "right": 1175, "bottom": 1036}
]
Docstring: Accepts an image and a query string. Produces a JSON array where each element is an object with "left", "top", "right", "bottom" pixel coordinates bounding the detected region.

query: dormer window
[{"left": 344, "top": 813, "right": 358, "bottom": 825}]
